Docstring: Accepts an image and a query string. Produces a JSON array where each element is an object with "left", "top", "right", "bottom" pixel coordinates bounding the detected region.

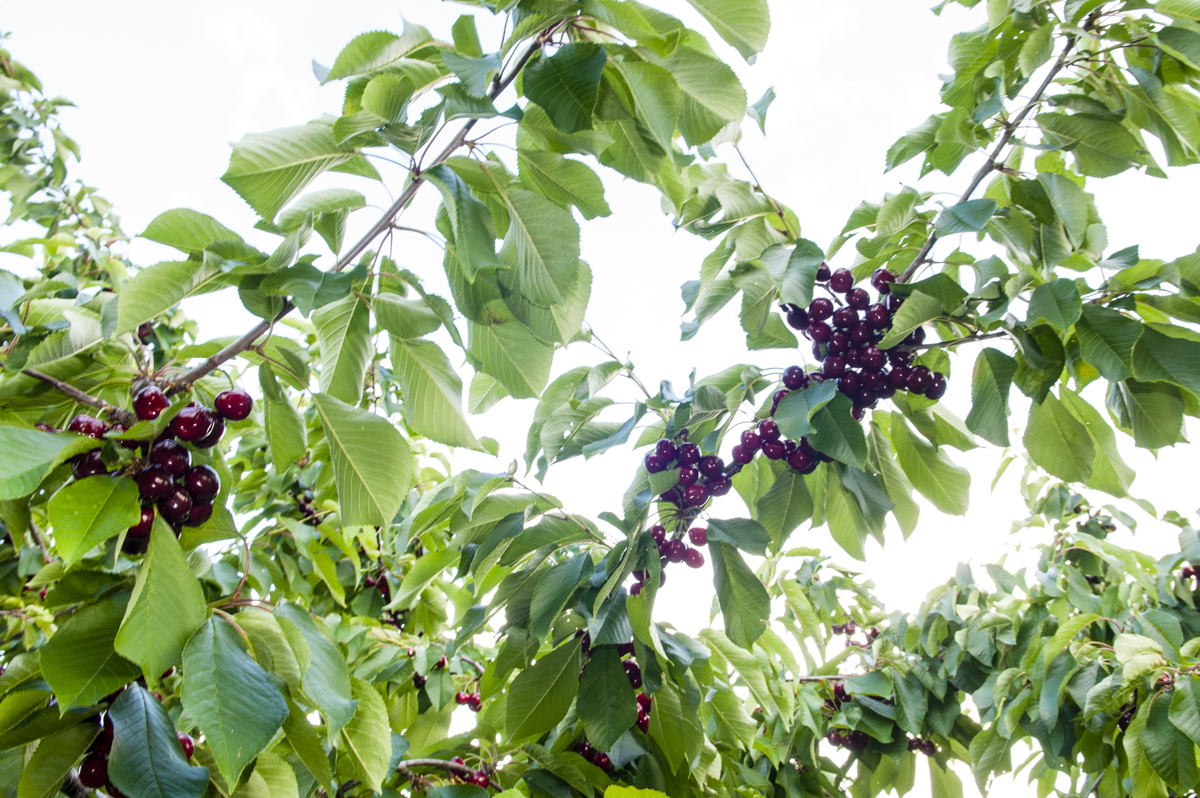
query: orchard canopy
[{"left": 6, "top": 1, "right": 1200, "bottom": 797}]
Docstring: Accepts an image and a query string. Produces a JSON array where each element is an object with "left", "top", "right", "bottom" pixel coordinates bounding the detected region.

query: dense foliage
[{"left": 4, "top": 1, "right": 1200, "bottom": 797}]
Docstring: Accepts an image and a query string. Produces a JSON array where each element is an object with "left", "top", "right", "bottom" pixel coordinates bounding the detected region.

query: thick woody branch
[
  {"left": 171, "top": 34, "right": 547, "bottom": 394},
  {"left": 23, "top": 369, "right": 136, "bottom": 426},
  {"left": 899, "top": 37, "right": 1077, "bottom": 283}
]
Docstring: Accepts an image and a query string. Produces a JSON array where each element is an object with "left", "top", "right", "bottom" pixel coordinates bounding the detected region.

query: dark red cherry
[
  {"left": 906, "top": 366, "right": 932, "bottom": 393},
  {"left": 888, "top": 366, "right": 910, "bottom": 387},
  {"left": 666, "top": 539, "right": 687, "bottom": 563},
  {"left": 133, "top": 386, "right": 170, "bottom": 421},
  {"left": 838, "top": 371, "right": 861, "bottom": 396},
  {"left": 128, "top": 506, "right": 155, "bottom": 540},
  {"left": 871, "top": 268, "right": 897, "bottom": 293},
  {"left": 782, "top": 366, "right": 807, "bottom": 390},
  {"left": 644, "top": 453, "right": 665, "bottom": 473},
  {"left": 860, "top": 346, "right": 886, "bottom": 370},
  {"left": 67, "top": 414, "right": 108, "bottom": 439},
  {"left": 823, "top": 356, "right": 847, "bottom": 378},
  {"left": 698, "top": 455, "right": 724, "bottom": 478},
  {"left": 808, "top": 297, "right": 834, "bottom": 321},
  {"left": 925, "top": 372, "right": 948, "bottom": 400},
  {"left": 815, "top": 263, "right": 832, "bottom": 282},
  {"left": 592, "top": 753, "right": 613, "bottom": 773},
  {"left": 150, "top": 439, "right": 190, "bottom": 477},
  {"left": 758, "top": 419, "right": 780, "bottom": 441},
  {"left": 136, "top": 465, "right": 175, "bottom": 501},
  {"left": 624, "top": 659, "right": 642, "bottom": 688},
  {"left": 808, "top": 321, "right": 832, "bottom": 343},
  {"left": 184, "top": 502, "right": 213, "bottom": 528},
  {"left": 78, "top": 754, "right": 109, "bottom": 789},
  {"left": 659, "top": 490, "right": 682, "bottom": 506},
  {"left": 865, "top": 304, "right": 890, "bottom": 330},
  {"left": 886, "top": 294, "right": 904, "bottom": 313},
  {"left": 177, "top": 731, "right": 195, "bottom": 759},
  {"left": 107, "top": 424, "right": 140, "bottom": 449},
  {"left": 678, "top": 466, "right": 699, "bottom": 486},
  {"left": 629, "top": 582, "right": 643, "bottom": 596},
  {"left": 676, "top": 443, "right": 701, "bottom": 466},
  {"left": 688, "top": 527, "right": 707, "bottom": 546},
  {"left": 170, "top": 407, "right": 215, "bottom": 442},
  {"left": 650, "top": 525, "right": 667, "bottom": 545},
  {"left": 637, "top": 692, "right": 653, "bottom": 713},
  {"left": 827, "top": 331, "right": 849, "bottom": 355},
  {"left": 684, "top": 547, "right": 704, "bottom": 568},
  {"left": 213, "top": 389, "right": 253, "bottom": 421},
  {"left": 888, "top": 349, "right": 913, "bottom": 368},
  {"left": 846, "top": 288, "right": 870, "bottom": 309},
  {"left": 761, "top": 441, "right": 786, "bottom": 460},
  {"left": 467, "top": 692, "right": 482, "bottom": 712},
  {"left": 853, "top": 387, "right": 877, "bottom": 408},
  {"left": 829, "top": 268, "right": 854, "bottom": 293},
  {"left": 849, "top": 322, "right": 872, "bottom": 345},
  {"left": 655, "top": 438, "right": 676, "bottom": 463},
  {"left": 158, "top": 488, "right": 194, "bottom": 525},
  {"left": 741, "top": 430, "right": 762, "bottom": 450},
  {"left": 905, "top": 327, "right": 927, "bottom": 346},
  {"left": 72, "top": 450, "right": 108, "bottom": 480},
  {"left": 183, "top": 465, "right": 220, "bottom": 502},
  {"left": 860, "top": 370, "right": 886, "bottom": 391},
  {"left": 468, "top": 770, "right": 491, "bottom": 788},
  {"left": 193, "top": 416, "right": 225, "bottom": 449},
  {"left": 683, "top": 484, "right": 709, "bottom": 507},
  {"left": 707, "top": 476, "right": 732, "bottom": 496},
  {"left": 831, "top": 307, "right": 858, "bottom": 329},
  {"left": 786, "top": 307, "right": 810, "bottom": 330},
  {"left": 787, "top": 448, "right": 814, "bottom": 473},
  {"left": 636, "top": 714, "right": 650, "bottom": 733}
]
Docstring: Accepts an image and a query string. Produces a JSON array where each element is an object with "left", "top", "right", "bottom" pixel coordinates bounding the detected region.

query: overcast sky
[{"left": 6, "top": 3, "right": 1200, "bottom": 794}]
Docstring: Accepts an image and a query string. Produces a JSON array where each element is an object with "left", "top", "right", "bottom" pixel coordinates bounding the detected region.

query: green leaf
[
  {"left": 773, "top": 380, "right": 837, "bottom": 440},
  {"left": 1141, "top": 695, "right": 1199, "bottom": 789},
  {"left": 809, "top": 393, "right": 868, "bottom": 469},
  {"left": 277, "top": 188, "right": 366, "bottom": 253},
  {"left": 1027, "top": 279, "right": 1082, "bottom": 333},
  {"left": 181, "top": 617, "right": 288, "bottom": 786},
  {"left": 1133, "top": 325, "right": 1200, "bottom": 396},
  {"left": 894, "top": 671, "right": 928, "bottom": 737},
  {"left": 41, "top": 591, "right": 141, "bottom": 710},
  {"left": 48, "top": 475, "right": 141, "bottom": 567},
  {"left": 275, "top": 603, "right": 358, "bottom": 737},
  {"left": 755, "top": 471, "right": 813, "bottom": 550},
  {"left": 283, "top": 697, "right": 335, "bottom": 790},
  {"left": 683, "top": 0, "right": 770, "bottom": 62},
  {"left": 879, "top": 291, "right": 942, "bottom": 349},
  {"left": 517, "top": 151, "right": 611, "bottom": 220},
  {"left": 1076, "top": 304, "right": 1141, "bottom": 382},
  {"left": 375, "top": 293, "right": 442, "bottom": 339},
  {"left": 467, "top": 321, "right": 553, "bottom": 399},
  {"left": 933, "top": 199, "right": 996, "bottom": 235},
  {"left": 708, "top": 540, "right": 770, "bottom": 649},
  {"left": 221, "top": 123, "right": 357, "bottom": 221},
  {"left": 530, "top": 552, "right": 591, "bottom": 640},
  {"left": 1170, "top": 679, "right": 1200, "bottom": 749},
  {"left": 16, "top": 720, "right": 97, "bottom": 798},
  {"left": 501, "top": 189, "right": 581, "bottom": 308},
  {"left": 424, "top": 165, "right": 500, "bottom": 280},
  {"left": 1018, "top": 24, "right": 1055, "bottom": 76},
  {"left": 115, "top": 259, "right": 225, "bottom": 337},
  {"left": 249, "top": 752, "right": 299, "bottom": 798},
  {"left": 1108, "top": 379, "right": 1187, "bottom": 449},
  {"left": 775, "top": 239, "right": 824, "bottom": 309},
  {"left": 706, "top": 518, "right": 772, "bottom": 556},
  {"left": 0, "top": 428, "right": 100, "bottom": 501},
  {"left": 646, "top": 677, "right": 687, "bottom": 773},
  {"left": 314, "top": 294, "right": 372, "bottom": 405},
  {"left": 259, "top": 366, "right": 307, "bottom": 472},
  {"left": 115, "top": 521, "right": 208, "bottom": 681},
  {"left": 258, "top": 259, "right": 367, "bottom": 317},
  {"left": 966, "top": 348, "right": 1017, "bottom": 446},
  {"left": 608, "top": 60, "right": 682, "bottom": 153},
  {"left": 650, "top": 47, "right": 746, "bottom": 147},
  {"left": 1024, "top": 392, "right": 1094, "bottom": 483},
  {"left": 1036, "top": 113, "right": 1144, "bottom": 177},
  {"left": 505, "top": 638, "right": 582, "bottom": 740},
  {"left": 140, "top": 209, "right": 241, "bottom": 256},
  {"left": 108, "top": 685, "right": 210, "bottom": 798},
  {"left": 891, "top": 416, "right": 970, "bottom": 515},
  {"left": 390, "top": 337, "right": 480, "bottom": 450},
  {"left": 578, "top": 647, "right": 637, "bottom": 750},
  {"left": 823, "top": 465, "right": 867, "bottom": 560},
  {"left": 524, "top": 44, "right": 607, "bottom": 134},
  {"left": 1060, "top": 388, "right": 1136, "bottom": 498},
  {"left": 313, "top": 393, "right": 412, "bottom": 528},
  {"left": 324, "top": 27, "right": 433, "bottom": 82},
  {"left": 339, "top": 678, "right": 391, "bottom": 793}
]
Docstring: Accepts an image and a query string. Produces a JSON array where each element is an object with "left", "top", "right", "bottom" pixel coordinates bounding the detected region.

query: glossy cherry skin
[
  {"left": 136, "top": 465, "right": 175, "bottom": 501},
  {"left": 846, "top": 287, "right": 870, "bottom": 309},
  {"left": 655, "top": 438, "right": 676, "bottom": 463},
  {"left": 829, "top": 268, "right": 854, "bottom": 293},
  {"left": 786, "top": 307, "right": 809, "bottom": 330},
  {"left": 740, "top": 430, "right": 762, "bottom": 450},
  {"left": 707, "top": 476, "right": 732, "bottom": 496},
  {"left": 838, "top": 371, "right": 861, "bottom": 396},
  {"left": 676, "top": 443, "right": 701, "bottom": 466},
  {"left": 184, "top": 465, "right": 220, "bottom": 502},
  {"left": 468, "top": 771, "right": 491, "bottom": 789},
  {"left": 827, "top": 331, "right": 849, "bottom": 355},
  {"left": 636, "top": 713, "right": 650, "bottom": 733},
  {"left": 698, "top": 455, "right": 724, "bottom": 478},
  {"left": 759, "top": 441, "right": 784, "bottom": 460},
  {"left": 683, "top": 484, "right": 709, "bottom": 507},
  {"left": 624, "top": 660, "right": 642, "bottom": 688},
  {"left": 888, "top": 367, "right": 910, "bottom": 388},
  {"left": 637, "top": 692, "right": 653, "bottom": 713},
  {"left": 158, "top": 488, "right": 194, "bottom": 525},
  {"left": 184, "top": 502, "right": 213, "bottom": 527},
  {"left": 72, "top": 450, "right": 108, "bottom": 480},
  {"left": 128, "top": 506, "right": 155, "bottom": 540},
  {"left": 456, "top": 691, "right": 472, "bottom": 705},
  {"left": 67, "top": 414, "right": 108, "bottom": 439},
  {"left": 193, "top": 416, "right": 225, "bottom": 449},
  {"left": 177, "top": 731, "right": 195, "bottom": 759},
  {"left": 78, "top": 754, "right": 109, "bottom": 789},
  {"left": 730, "top": 445, "right": 753, "bottom": 465},
  {"left": 886, "top": 294, "right": 905, "bottom": 313},
  {"left": 214, "top": 389, "right": 253, "bottom": 421},
  {"left": 849, "top": 322, "right": 873, "bottom": 345},
  {"left": 150, "top": 439, "right": 190, "bottom": 477},
  {"left": 650, "top": 525, "right": 667, "bottom": 545},
  {"left": 906, "top": 365, "right": 932, "bottom": 393},
  {"left": 758, "top": 419, "right": 781, "bottom": 441},
  {"left": 861, "top": 370, "right": 886, "bottom": 391},
  {"left": 815, "top": 263, "right": 832, "bottom": 282},
  {"left": 888, "top": 349, "right": 913, "bottom": 368},
  {"left": 871, "top": 268, "right": 897, "bottom": 293},
  {"left": 133, "top": 386, "right": 171, "bottom": 421},
  {"left": 844, "top": 347, "right": 862, "bottom": 367},
  {"left": 832, "top": 307, "right": 859, "bottom": 329},
  {"left": 865, "top": 304, "right": 890, "bottom": 330},
  {"left": 808, "top": 320, "right": 832, "bottom": 343},
  {"left": 782, "top": 365, "right": 807, "bottom": 390},
  {"left": 644, "top": 453, "right": 665, "bottom": 473},
  {"left": 808, "top": 297, "right": 834, "bottom": 321},
  {"left": 823, "top": 356, "right": 847, "bottom": 378},
  {"left": 925, "top": 372, "right": 948, "bottom": 400},
  {"left": 787, "top": 448, "right": 815, "bottom": 473},
  {"left": 860, "top": 346, "right": 886, "bottom": 370},
  {"left": 666, "top": 539, "right": 688, "bottom": 563},
  {"left": 467, "top": 692, "right": 482, "bottom": 712},
  {"left": 677, "top": 466, "right": 699, "bottom": 486},
  {"left": 853, "top": 387, "right": 877, "bottom": 408},
  {"left": 684, "top": 547, "right": 705, "bottom": 568},
  {"left": 170, "top": 407, "right": 216, "bottom": 442},
  {"left": 905, "top": 326, "right": 927, "bottom": 346},
  {"left": 592, "top": 753, "right": 614, "bottom": 773}
]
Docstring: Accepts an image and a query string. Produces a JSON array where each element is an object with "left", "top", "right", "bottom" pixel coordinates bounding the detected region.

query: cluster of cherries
[
  {"left": 780, "top": 265, "right": 948, "bottom": 412},
  {"left": 643, "top": 437, "right": 732, "bottom": 508},
  {"left": 630, "top": 524, "right": 707, "bottom": 596},
  {"left": 447, "top": 757, "right": 491, "bottom": 789},
  {"left": 572, "top": 637, "right": 653, "bottom": 766},
  {"left": 454, "top": 689, "right": 483, "bottom": 712},
  {"left": 905, "top": 737, "right": 938, "bottom": 756},
  {"left": 77, "top": 684, "right": 194, "bottom": 795}
]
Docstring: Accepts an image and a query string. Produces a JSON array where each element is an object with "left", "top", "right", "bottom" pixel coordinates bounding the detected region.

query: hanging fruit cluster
[
  {"left": 572, "top": 638, "right": 652, "bottom": 769},
  {"left": 642, "top": 437, "right": 733, "bottom": 507}
]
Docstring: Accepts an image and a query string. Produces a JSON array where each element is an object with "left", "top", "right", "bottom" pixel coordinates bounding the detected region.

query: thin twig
[
  {"left": 898, "top": 37, "right": 1077, "bottom": 283},
  {"left": 22, "top": 369, "right": 136, "bottom": 426},
  {"left": 899, "top": 330, "right": 1008, "bottom": 351},
  {"left": 733, "top": 144, "right": 798, "bottom": 239},
  {"left": 28, "top": 521, "right": 50, "bottom": 564}
]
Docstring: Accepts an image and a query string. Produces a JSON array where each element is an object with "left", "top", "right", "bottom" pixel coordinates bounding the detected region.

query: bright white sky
[{"left": 6, "top": 2, "right": 1200, "bottom": 795}]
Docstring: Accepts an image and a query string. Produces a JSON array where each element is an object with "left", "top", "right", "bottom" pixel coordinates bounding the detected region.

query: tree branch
[
  {"left": 169, "top": 32, "right": 547, "bottom": 393},
  {"left": 899, "top": 330, "right": 1008, "bottom": 351},
  {"left": 22, "top": 369, "right": 136, "bottom": 426},
  {"left": 898, "top": 37, "right": 1077, "bottom": 283}
]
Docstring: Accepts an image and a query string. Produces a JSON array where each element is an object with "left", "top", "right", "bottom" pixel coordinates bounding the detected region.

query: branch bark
[
  {"left": 898, "top": 37, "right": 1077, "bottom": 283},
  {"left": 170, "top": 34, "right": 546, "bottom": 394},
  {"left": 22, "top": 369, "right": 136, "bottom": 427}
]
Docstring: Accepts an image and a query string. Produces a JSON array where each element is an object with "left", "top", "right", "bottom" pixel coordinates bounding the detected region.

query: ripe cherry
[
  {"left": 683, "top": 484, "right": 708, "bottom": 507},
  {"left": 838, "top": 371, "right": 861, "bottom": 396},
  {"left": 128, "top": 506, "right": 155, "bottom": 539},
  {"left": 787, "top": 448, "right": 814, "bottom": 473},
  {"left": 688, "top": 527, "right": 707, "bottom": 546},
  {"left": 853, "top": 387, "right": 877, "bottom": 408},
  {"left": 184, "top": 502, "right": 213, "bottom": 528},
  {"left": 136, "top": 465, "right": 175, "bottom": 501},
  {"left": 888, "top": 349, "right": 913, "bottom": 368},
  {"left": 624, "top": 660, "right": 642, "bottom": 688},
  {"left": 213, "top": 389, "right": 253, "bottom": 421},
  {"left": 860, "top": 370, "right": 886, "bottom": 391},
  {"left": 655, "top": 438, "right": 676, "bottom": 463},
  {"left": 849, "top": 322, "right": 872, "bottom": 345},
  {"left": 170, "top": 407, "right": 215, "bottom": 442},
  {"left": 731, "top": 445, "right": 754, "bottom": 465},
  {"left": 761, "top": 441, "right": 785, "bottom": 460},
  {"left": 758, "top": 419, "right": 780, "bottom": 441},
  {"left": 413, "top": 673, "right": 427, "bottom": 689},
  {"left": 684, "top": 547, "right": 704, "bottom": 568},
  {"left": 782, "top": 365, "right": 807, "bottom": 390},
  {"left": 184, "top": 465, "right": 220, "bottom": 502},
  {"left": 925, "top": 372, "right": 948, "bottom": 400},
  {"left": 637, "top": 692, "right": 652, "bottom": 713},
  {"left": 158, "top": 488, "right": 194, "bottom": 526},
  {"left": 150, "top": 439, "right": 190, "bottom": 477},
  {"left": 808, "top": 320, "right": 832, "bottom": 343},
  {"left": 905, "top": 326, "right": 927, "bottom": 346},
  {"left": 786, "top": 307, "right": 809, "bottom": 330},
  {"left": 177, "top": 731, "right": 195, "bottom": 760},
  {"left": 644, "top": 453, "right": 665, "bottom": 474},
  {"left": 815, "top": 263, "right": 832, "bottom": 282},
  {"left": 666, "top": 539, "right": 687, "bottom": 563},
  {"left": 827, "top": 330, "right": 849, "bottom": 355},
  {"left": 450, "top": 757, "right": 466, "bottom": 766},
  {"left": 865, "top": 304, "right": 890, "bottom": 330},
  {"left": 846, "top": 287, "right": 870, "bottom": 309},
  {"left": 698, "top": 455, "right": 724, "bottom": 478},
  {"left": 636, "top": 714, "right": 650, "bottom": 733},
  {"left": 137, "top": 322, "right": 154, "bottom": 341},
  {"left": 860, "top": 346, "right": 886, "bottom": 371},
  {"left": 905, "top": 366, "right": 932, "bottom": 394},
  {"left": 871, "top": 268, "right": 897, "bottom": 293},
  {"left": 808, "top": 297, "right": 834, "bottom": 321},
  {"left": 829, "top": 268, "right": 854, "bottom": 293},
  {"left": 740, "top": 430, "right": 762, "bottom": 450},
  {"left": 133, "top": 386, "right": 171, "bottom": 422},
  {"left": 823, "top": 355, "right": 847, "bottom": 378},
  {"left": 629, "top": 582, "right": 642, "bottom": 596},
  {"left": 771, "top": 389, "right": 789, "bottom": 413},
  {"left": 707, "top": 476, "right": 732, "bottom": 496},
  {"left": 455, "top": 691, "right": 472, "bottom": 705},
  {"left": 194, "top": 416, "right": 226, "bottom": 449},
  {"left": 832, "top": 307, "right": 859, "bottom": 329},
  {"left": 467, "top": 692, "right": 482, "bottom": 712},
  {"left": 678, "top": 466, "right": 699, "bottom": 486},
  {"left": 73, "top": 450, "right": 108, "bottom": 480},
  {"left": 676, "top": 443, "right": 701, "bottom": 466},
  {"left": 650, "top": 525, "right": 667, "bottom": 545},
  {"left": 67, "top": 414, "right": 108, "bottom": 439},
  {"left": 888, "top": 366, "right": 910, "bottom": 388},
  {"left": 592, "top": 753, "right": 613, "bottom": 773},
  {"left": 78, "top": 754, "right": 109, "bottom": 788},
  {"left": 468, "top": 770, "right": 490, "bottom": 789}
]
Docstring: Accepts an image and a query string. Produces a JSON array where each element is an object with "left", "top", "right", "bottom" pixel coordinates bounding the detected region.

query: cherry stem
[{"left": 22, "top": 368, "right": 137, "bottom": 427}]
